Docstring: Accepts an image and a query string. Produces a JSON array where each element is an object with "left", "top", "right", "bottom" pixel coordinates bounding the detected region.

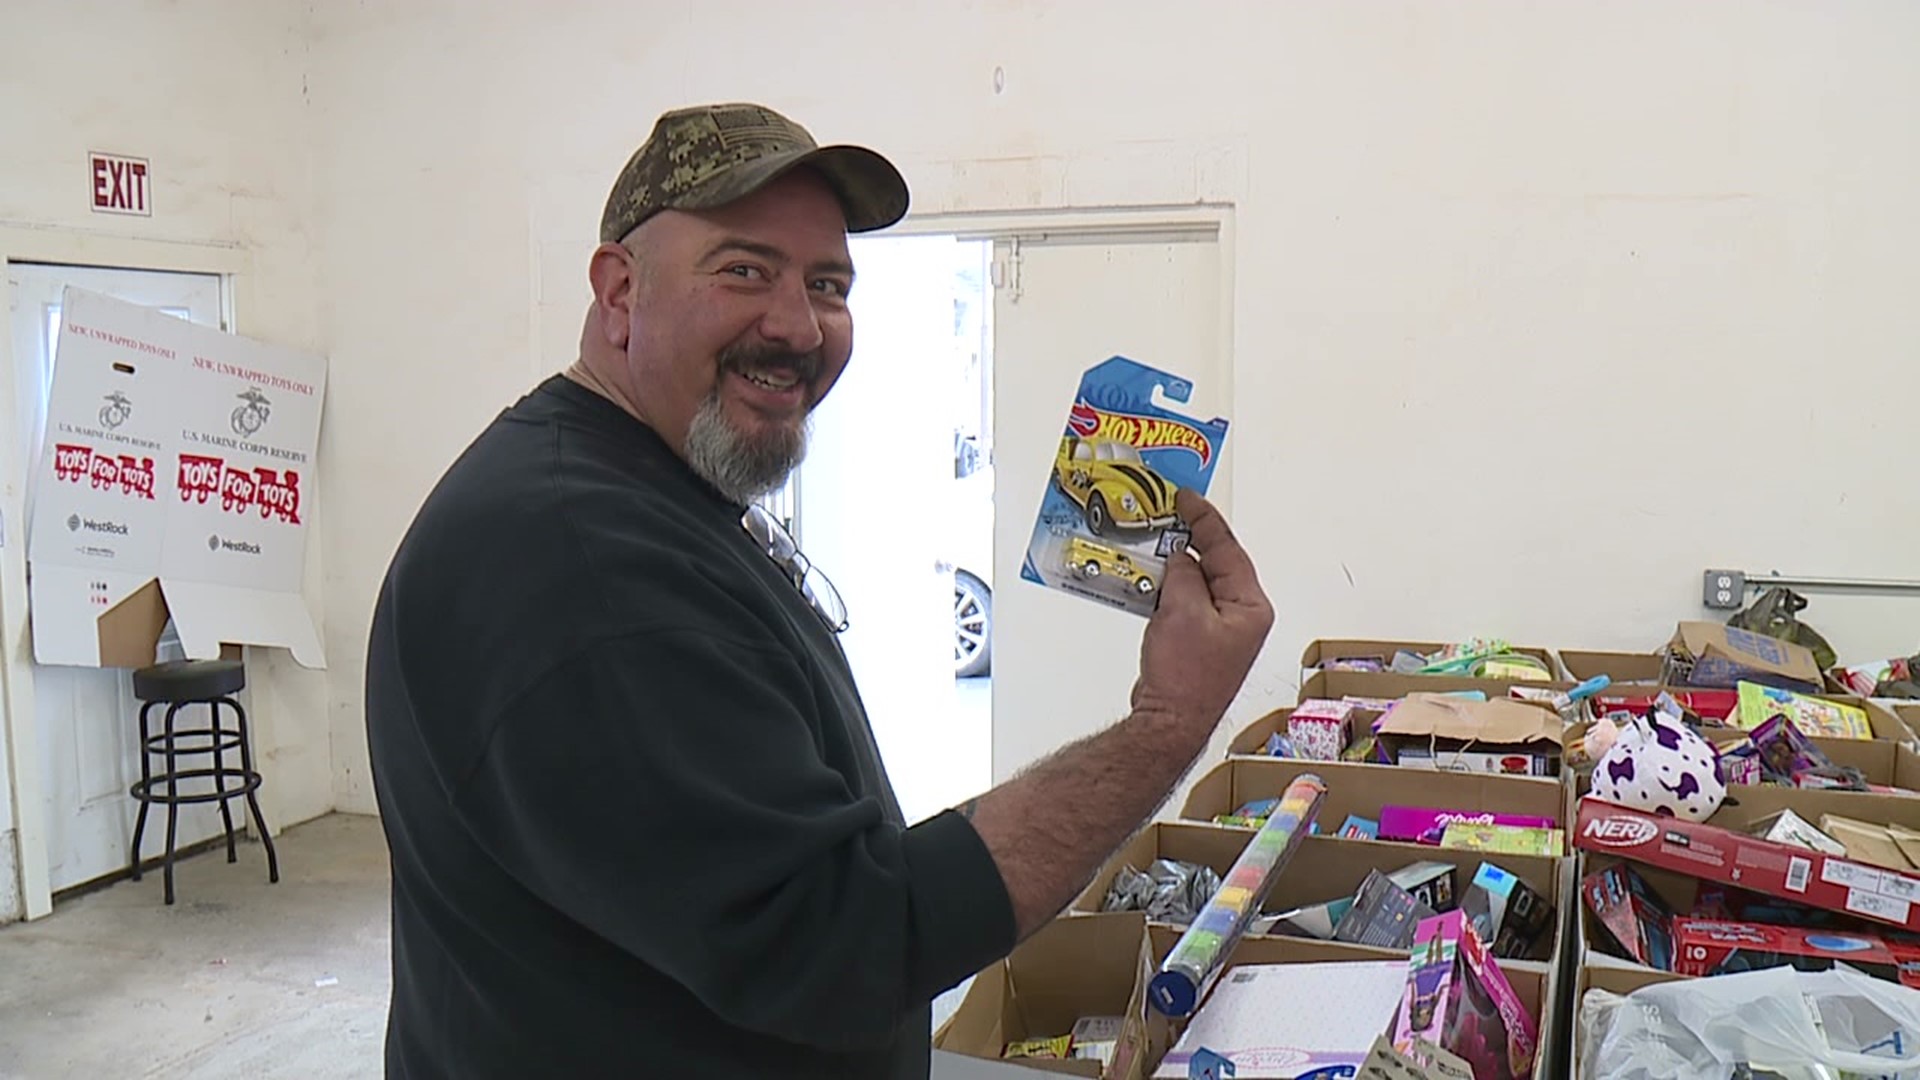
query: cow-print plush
[{"left": 1589, "top": 710, "right": 1726, "bottom": 823}]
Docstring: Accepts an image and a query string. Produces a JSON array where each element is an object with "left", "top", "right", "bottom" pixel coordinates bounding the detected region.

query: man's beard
[{"left": 682, "top": 342, "right": 820, "bottom": 504}]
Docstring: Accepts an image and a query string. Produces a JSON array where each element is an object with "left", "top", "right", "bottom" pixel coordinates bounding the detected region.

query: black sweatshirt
[{"left": 365, "top": 376, "right": 1016, "bottom": 1078}]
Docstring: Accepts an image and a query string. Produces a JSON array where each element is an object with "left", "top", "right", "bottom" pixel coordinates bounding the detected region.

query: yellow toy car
[
  {"left": 1053, "top": 436, "right": 1179, "bottom": 536},
  {"left": 1064, "top": 537, "right": 1158, "bottom": 596}
]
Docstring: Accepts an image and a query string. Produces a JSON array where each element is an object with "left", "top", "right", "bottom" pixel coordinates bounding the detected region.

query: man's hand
[
  {"left": 959, "top": 489, "right": 1274, "bottom": 938},
  {"left": 1133, "top": 488, "right": 1275, "bottom": 733}
]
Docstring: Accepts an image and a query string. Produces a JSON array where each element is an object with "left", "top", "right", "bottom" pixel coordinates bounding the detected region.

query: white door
[
  {"left": 988, "top": 229, "right": 1229, "bottom": 782},
  {"left": 799, "top": 236, "right": 979, "bottom": 825},
  {"left": 6, "top": 263, "right": 227, "bottom": 893}
]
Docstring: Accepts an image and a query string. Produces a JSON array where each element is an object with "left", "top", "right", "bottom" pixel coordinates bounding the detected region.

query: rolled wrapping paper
[{"left": 1148, "top": 774, "right": 1328, "bottom": 1018}]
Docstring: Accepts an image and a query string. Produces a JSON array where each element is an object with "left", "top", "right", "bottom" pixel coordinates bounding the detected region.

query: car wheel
[
  {"left": 954, "top": 571, "right": 992, "bottom": 679},
  {"left": 1087, "top": 492, "right": 1111, "bottom": 536},
  {"left": 1134, "top": 576, "right": 1156, "bottom": 595},
  {"left": 1081, "top": 561, "right": 1102, "bottom": 580}
]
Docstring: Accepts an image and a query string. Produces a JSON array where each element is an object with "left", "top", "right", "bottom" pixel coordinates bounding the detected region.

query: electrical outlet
[{"left": 1703, "top": 569, "right": 1746, "bottom": 610}]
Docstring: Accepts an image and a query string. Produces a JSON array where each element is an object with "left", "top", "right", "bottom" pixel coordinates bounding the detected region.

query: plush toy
[{"left": 1589, "top": 701, "right": 1727, "bottom": 822}]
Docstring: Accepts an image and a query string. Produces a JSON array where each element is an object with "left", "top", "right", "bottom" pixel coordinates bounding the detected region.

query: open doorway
[{"left": 795, "top": 236, "right": 993, "bottom": 825}]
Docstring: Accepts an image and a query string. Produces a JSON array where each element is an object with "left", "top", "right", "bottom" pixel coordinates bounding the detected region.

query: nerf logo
[
  {"left": 1582, "top": 816, "right": 1659, "bottom": 848},
  {"left": 1065, "top": 402, "right": 1213, "bottom": 466}
]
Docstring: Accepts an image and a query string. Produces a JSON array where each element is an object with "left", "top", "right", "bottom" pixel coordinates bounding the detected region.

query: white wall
[
  {"left": 0, "top": 0, "right": 333, "bottom": 891},
  {"left": 304, "top": 0, "right": 1920, "bottom": 809}
]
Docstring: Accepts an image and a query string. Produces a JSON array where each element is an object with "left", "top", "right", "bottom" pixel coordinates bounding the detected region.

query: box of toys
[
  {"left": 935, "top": 911, "right": 1154, "bottom": 1078},
  {"left": 1018, "top": 356, "right": 1228, "bottom": 618}
]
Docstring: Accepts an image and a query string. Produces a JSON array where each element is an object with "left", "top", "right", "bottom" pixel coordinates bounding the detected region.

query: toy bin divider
[
  {"left": 934, "top": 910, "right": 1155, "bottom": 1080},
  {"left": 1301, "top": 638, "right": 1563, "bottom": 680},
  {"left": 1180, "top": 757, "right": 1571, "bottom": 836}
]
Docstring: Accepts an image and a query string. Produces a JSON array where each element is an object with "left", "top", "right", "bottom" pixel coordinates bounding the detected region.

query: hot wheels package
[{"left": 1020, "top": 356, "right": 1229, "bottom": 617}]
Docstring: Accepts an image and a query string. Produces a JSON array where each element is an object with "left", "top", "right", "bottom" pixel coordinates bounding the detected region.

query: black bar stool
[{"left": 128, "top": 659, "right": 279, "bottom": 905}]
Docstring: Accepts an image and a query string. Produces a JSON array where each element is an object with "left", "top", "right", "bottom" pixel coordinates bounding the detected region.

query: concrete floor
[
  {"left": 0, "top": 814, "right": 391, "bottom": 1080},
  {"left": 0, "top": 810, "right": 976, "bottom": 1080}
]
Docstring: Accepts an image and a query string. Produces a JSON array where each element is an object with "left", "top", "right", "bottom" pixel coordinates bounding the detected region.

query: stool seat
[
  {"left": 125, "top": 658, "right": 276, "bottom": 904},
  {"left": 133, "top": 659, "right": 245, "bottom": 702}
]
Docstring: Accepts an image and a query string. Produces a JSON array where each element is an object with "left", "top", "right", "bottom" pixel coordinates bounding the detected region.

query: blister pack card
[{"left": 1020, "top": 356, "right": 1229, "bottom": 617}]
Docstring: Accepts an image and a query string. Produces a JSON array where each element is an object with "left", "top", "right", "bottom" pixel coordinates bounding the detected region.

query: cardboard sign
[
  {"left": 1667, "top": 622, "right": 1822, "bottom": 691},
  {"left": 26, "top": 288, "right": 326, "bottom": 668}
]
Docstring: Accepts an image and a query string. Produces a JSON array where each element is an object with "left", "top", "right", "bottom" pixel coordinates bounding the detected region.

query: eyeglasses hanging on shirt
[{"left": 741, "top": 504, "right": 850, "bottom": 634}]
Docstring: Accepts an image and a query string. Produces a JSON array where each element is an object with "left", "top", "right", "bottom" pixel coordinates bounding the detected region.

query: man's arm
[{"left": 964, "top": 489, "right": 1274, "bottom": 937}]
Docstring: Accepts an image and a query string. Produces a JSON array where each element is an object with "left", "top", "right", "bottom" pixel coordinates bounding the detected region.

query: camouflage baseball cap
[{"left": 599, "top": 102, "right": 909, "bottom": 242}]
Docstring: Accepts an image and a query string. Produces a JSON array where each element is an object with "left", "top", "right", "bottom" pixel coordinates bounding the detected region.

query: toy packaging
[
  {"left": 1334, "top": 870, "right": 1438, "bottom": 950},
  {"left": 1581, "top": 862, "right": 1676, "bottom": 970},
  {"left": 1575, "top": 796, "right": 1920, "bottom": 933},
  {"left": 1020, "top": 356, "right": 1229, "bottom": 618},
  {"left": 1289, "top": 700, "right": 1355, "bottom": 761},
  {"left": 1391, "top": 911, "right": 1539, "bottom": 1080},
  {"left": 1390, "top": 861, "right": 1460, "bottom": 916},
  {"left": 1751, "top": 809, "right": 1847, "bottom": 857},
  {"left": 1152, "top": 962, "right": 1411, "bottom": 1079},
  {"left": 1460, "top": 863, "right": 1554, "bottom": 960},
  {"left": 1438, "top": 822, "right": 1564, "bottom": 858},
  {"left": 1749, "top": 714, "right": 1828, "bottom": 783},
  {"left": 1378, "top": 806, "right": 1556, "bottom": 847},
  {"left": 1735, "top": 680, "right": 1873, "bottom": 741},
  {"left": 1668, "top": 918, "right": 1906, "bottom": 982}
]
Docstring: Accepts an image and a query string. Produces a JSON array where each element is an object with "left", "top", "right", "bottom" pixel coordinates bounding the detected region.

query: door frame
[
  {"left": 878, "top": 203, "right": 1237, "bottom": 505},
  {"left": 0, "top": 226, "right": 249, "bottom": 920}
]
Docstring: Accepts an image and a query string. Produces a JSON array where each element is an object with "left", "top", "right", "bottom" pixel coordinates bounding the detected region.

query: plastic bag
[
  {"left": 1100, "top": 859, "right": 1221, "bottom": 926},
  {"left": 1728, "top": 587, "right": 1840, "bottom": 674},
  {"left": 1580, "top": 966, "right": 1920, "bottom": 1080}
]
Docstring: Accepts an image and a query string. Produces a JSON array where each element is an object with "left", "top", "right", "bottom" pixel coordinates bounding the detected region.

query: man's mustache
[{"left": 718, "top": 342, "right": 824, "bottom": 385}]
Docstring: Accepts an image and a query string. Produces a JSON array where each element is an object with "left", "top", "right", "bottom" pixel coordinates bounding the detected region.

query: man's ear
[{"left": 587, "top": 242, "right": 637, "bottom": 349}]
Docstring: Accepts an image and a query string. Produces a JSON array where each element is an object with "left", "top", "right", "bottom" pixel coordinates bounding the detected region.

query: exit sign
[{"left": 90, "top": 152, "right": 151, "bottom": 216}]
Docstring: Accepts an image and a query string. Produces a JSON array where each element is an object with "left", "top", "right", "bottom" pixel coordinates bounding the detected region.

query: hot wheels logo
[{"left": 1065, "top": 401, "right": 1214, "bottom": 466}]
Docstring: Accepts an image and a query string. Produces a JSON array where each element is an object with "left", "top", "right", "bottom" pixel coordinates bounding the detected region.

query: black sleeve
[{"left": 450, "top": 626, "right": 1016, "bottom": 1052}]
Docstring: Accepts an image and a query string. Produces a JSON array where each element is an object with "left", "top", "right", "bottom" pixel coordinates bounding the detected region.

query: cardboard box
[
  {"left": 1299, "top": 670, "right": 1577, "bottom": 707},
  {"left": 1373, "top": 695, "right": 1565, "bottom": 776},
  {"left": 1558, "top": 649, "right": 1665, "bottom": 685},
  {"left": 936, "top": 912, "right": 1154, "bottom": 1080},
  {"left": 1574, "top": 796, "right": 1920, "bottom": 932},
  {"left": 1665, "top": 622, "right": 1822, "bottom": 692},
  {"left": 26, "top": 287, "right": 327, "bottom": 669},
  {"left": 1301, "top": 639, "right": 1560, "bottom": 680},
  {"left": 1227, "top": 705, "right": 1391, "bottom": 760},
  {"left": 1143, "top": 927, "right": 1560, "bottom": 1080},
  {"left": 1259, "top": 836, "right": 1564, "bottom": 963},
  {"left": 1072, "top": 823, "right": 1253, "bottom": 918},
  {"left": 1181, "top": 758, "right": 1569, "bottom": 837}
]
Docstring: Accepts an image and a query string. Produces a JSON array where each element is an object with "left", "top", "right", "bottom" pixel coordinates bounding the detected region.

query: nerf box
[
  {"left": 1019, "top": 357, "right": 1227, "bottom": 618},
  {"left": 1668, "top": 917, "right": 1912, "bottom": 982},
  {"left": 1574, "top": 795, "right": 1920, "bottom": 933}
]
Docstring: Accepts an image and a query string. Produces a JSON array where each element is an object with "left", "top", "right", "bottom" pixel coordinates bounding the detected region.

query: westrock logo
[
  {"left": 207, "top": 534, "right": 262, "bottom": 556},
  {"left": 68, "top": 515, "right": 128, "bottom": 535},
  {"left": 1581, "top": 816, "right": 1660, "bottom": 848}
]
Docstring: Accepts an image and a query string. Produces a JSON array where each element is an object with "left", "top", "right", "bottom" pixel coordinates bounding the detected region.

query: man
[{"left": 366, "top": 102, "right": 1272, "bottom": 1079}]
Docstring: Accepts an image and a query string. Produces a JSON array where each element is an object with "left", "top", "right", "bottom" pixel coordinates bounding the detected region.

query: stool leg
[
  {"left": 130, "top": 701, "right": 156, "bottom": 882},
  {"left": 230, "top": 697, "right": 278, "bottom": 885},
  {"left": 211, "top": 699, "right": 237, "bottom": 864},
  {"left": 161, "top": 702, "right": 184, "bottom": 905}
]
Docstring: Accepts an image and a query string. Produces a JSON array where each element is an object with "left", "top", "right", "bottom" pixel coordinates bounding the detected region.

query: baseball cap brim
[{"left": 666, "top": 143, "right": 909, "bottom": 234}]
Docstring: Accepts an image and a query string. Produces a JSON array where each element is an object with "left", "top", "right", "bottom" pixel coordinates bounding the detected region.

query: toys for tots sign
[{"left": 27, "top": 287, "right": 327, "bottom": 667}]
